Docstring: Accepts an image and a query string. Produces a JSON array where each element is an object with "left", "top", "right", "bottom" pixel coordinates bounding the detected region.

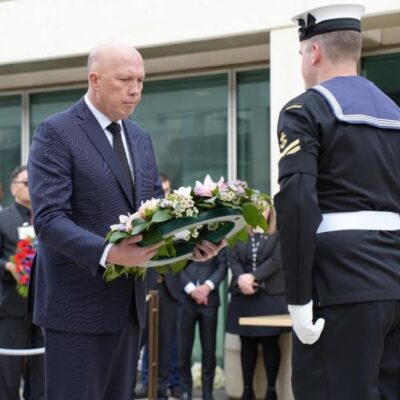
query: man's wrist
[
  {"left": 100, "top": 243, "right": 114, "bottom": 268},
  {"left": 205, "top": 280, "right": 214, "bottom": 291},
  {"left": 184, "top": 282, "right": 196, "bottom": 295}
]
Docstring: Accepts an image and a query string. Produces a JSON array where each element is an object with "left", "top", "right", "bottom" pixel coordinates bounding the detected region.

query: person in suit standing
[
  {"left": 226, "top": 210, "right": 288, "bottom": 400},
  {"left": 178, "top": 249, "right": 227, "bottom": 400},
  {"left": 0, "top": 165, "right": 44, "bottom": 400},
  {"left": 136, "top": 172, "right": 182, "bottom": 400},
  {"left": 28, "top": 42, "right": 224, "bottom": 400}
]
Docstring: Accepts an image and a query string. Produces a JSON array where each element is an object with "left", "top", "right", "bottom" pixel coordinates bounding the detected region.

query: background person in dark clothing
[
  {"left": 136, "top": 172, "right": 181, "bottom": 400},
  {"left": 178, "top": 250, "right": 227, "bottom": 400},
  {"left": 0, "top": 165, "right": 44, "bottom": 400},
  {"left": 226, "top": 210, "right": 288, "bottom": 400}
]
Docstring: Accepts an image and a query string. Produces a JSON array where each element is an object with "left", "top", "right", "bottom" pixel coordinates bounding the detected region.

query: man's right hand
[{"left": 106, "top": 235, "right": 163, "bottom": 267}]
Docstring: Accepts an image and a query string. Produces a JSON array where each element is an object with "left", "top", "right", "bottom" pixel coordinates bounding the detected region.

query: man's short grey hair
[{"left": 305, "top": 30, "right": 362, "bottom": 64}]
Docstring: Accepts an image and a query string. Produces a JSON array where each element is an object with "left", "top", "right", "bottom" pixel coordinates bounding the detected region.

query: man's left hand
[{"left": 191, "top": 239, "right": 227, "bottom": 262}]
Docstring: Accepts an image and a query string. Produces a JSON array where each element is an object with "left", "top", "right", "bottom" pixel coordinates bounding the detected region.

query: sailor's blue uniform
[{"left": 275, "top": 76, "right": 400, "bottom": 400}]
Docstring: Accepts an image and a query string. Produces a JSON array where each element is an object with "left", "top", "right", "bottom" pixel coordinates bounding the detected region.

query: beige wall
[{"left": 1, "top": 0, "right": 399, "bottom": 66}]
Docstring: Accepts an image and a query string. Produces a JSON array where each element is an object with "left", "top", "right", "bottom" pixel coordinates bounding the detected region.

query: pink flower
[{"left": 194, "top": 175, "right": 219, "bottom": 197}]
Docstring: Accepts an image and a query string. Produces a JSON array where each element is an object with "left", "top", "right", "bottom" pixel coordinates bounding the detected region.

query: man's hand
[
  {"left": 5, "top": 262, "right": 19, "bottom": 280},
  {"left": 106, "top": 235, "right": 163, "bottom": 267},
  {"left": 190, "top": 284, "right": 210, "bottom": 305},
  {"left": 288, "top": 300, "right": 325, "bottom": 345},
  {"left": 238, "top": 273, "right": 258, "bottom": 295},
  {"left": 191, "top": 239, "right": 227, "bottom": 262}
]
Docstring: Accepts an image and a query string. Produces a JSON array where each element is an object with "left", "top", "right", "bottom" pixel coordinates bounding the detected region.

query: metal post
[{"left": 148, "top": 290, "right": 159, "bottom": 400}]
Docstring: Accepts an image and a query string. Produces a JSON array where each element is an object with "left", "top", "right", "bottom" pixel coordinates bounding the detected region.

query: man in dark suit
[
  {"left": 0, "top": 165, "right": 44, "bottom": 400},
  {"left": 28, "top": 42, "right": 223, "bottom": 400},
  {"left": 178, "top": 250, "right": 227, "bottom": 400}
]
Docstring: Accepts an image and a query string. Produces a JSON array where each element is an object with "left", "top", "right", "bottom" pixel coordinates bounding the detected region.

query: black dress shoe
[
  {"left": 169, "top": 386, "right": 181, "bottom": 399},
  {"left": 240, "top": 386, "right": 255, "bottom": 400},
  {"left": 180, "top": 391, "right": 192, "bottom": 400},
  {"left": 134, "top": 383, "right": 148, "bottom": 399},
  {"left": 202, "top": 395, "right": 215, "bottom": 400}
]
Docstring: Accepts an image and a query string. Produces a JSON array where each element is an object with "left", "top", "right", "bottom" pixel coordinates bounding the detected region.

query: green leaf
[
  {"left": 196, "top": 202, "right": 215, "bottom": 209},
  {"left": 127, "top": 267, "right": 147, "bottom": 279},
  {"left": 242, "top": 203, "right": 259, "bottom": 227},
  {"left": 203, "top": 196, "right": 217, "bottom": 205},
  {"left": 132, "top": 218, "right": 147, "bottom": 227},
  {"left": 170, "top": 259, "right": 188, "bottom": 274},
  {"left": 104, "top": 230, "right": 114, "bottom": 242},
  {"left": 257, "top": 213, "right": 269, "bottom": 232},
  {"left": 237, "top": 226, "right": 249, "bottom": 243},
  {"left": 151, "top": 210, "right": 173, "bottom": 223},
  {"left": 157, "top": 243, "right": 170, "bottom": 257},
  {"left": 103, "top": 265, "right": 124, "bottom": 282},
  {"left": 166, "top": 239, "right": 177, "bottom": 257},
  {"left": 109, "top": 231, "right": 131, "bottom": 244},
  {"left": 227, "top": 227, "right": 249, "bottom": 248},
  {"left": 140, "top": 227, "right": 163, "bottom": 246},
  {"left": 17, "top": 285, "right": 28, "bottom": 298},
  {"left": 131, "top": 222, "right": 150, "bottom": 235},
  {"left": 218, "top": 201, "right": 242, "bottom": 210},
  {"left": 155, "top": 265, "right": 170, "bottom": 274}
]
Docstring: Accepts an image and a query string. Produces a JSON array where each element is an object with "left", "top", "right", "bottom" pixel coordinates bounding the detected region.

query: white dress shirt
[{"left": 84, "top": 95, "right": 134, "bottom": 267}]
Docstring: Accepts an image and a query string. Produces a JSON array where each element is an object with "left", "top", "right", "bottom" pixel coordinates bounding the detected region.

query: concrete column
[{"left": 270, "top": 26, "right": 304, "bottom": 197}]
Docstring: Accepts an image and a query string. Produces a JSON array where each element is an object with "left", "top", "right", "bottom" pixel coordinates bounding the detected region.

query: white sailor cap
[{"left": 293, "top": 4, "right": 365, "bottom": 41}]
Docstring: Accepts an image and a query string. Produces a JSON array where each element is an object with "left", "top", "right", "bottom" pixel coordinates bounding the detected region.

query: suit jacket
[
  {"left": 145, "top": 268, "right": 182, "bottom": 302},
  {"left": 0, "top": 202, "right": 31, "bottom": 317},
  {"left": 28, "top": 98, "right": 163, "bottom": 333},
  {"left": 179, "top": 249, "right": 227, "bottom": 307},
  {"left": 228, "top": 232, "right": 285, "bottom": 295}
]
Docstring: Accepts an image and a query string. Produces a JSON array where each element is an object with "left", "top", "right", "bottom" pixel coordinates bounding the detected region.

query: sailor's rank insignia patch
[
  {"left": 285, "top": 103, "right": 303, "bottom": 111},
  {"left": 279, "top": 134, "right": 301, "bottom": 158},
  {"left": 279, "top": 132, "right": 287, "bottom": 150}
]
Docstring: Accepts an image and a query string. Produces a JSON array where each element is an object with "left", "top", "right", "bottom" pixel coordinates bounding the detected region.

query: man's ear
[
  {"left": 88, "top": 72, "right": 100, "bottom": 89},
  {"left": 311, "top": 42, "right": 321, "bottom": 66}
]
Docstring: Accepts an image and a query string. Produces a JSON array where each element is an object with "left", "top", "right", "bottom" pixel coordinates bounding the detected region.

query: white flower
[
  {"left": 138, "top": 198, "right": 160, "bottom": 217},
  {"left": 119, "top": 215, "right": 130, "bottom": 224},
  {"left": 174, "top": 186, "right": 192, "bottom": 197}
]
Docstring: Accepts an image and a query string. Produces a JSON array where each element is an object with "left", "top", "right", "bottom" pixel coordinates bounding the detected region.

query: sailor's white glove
[{"left": 288, "top": 300, "right": 325, "bottom": 345}]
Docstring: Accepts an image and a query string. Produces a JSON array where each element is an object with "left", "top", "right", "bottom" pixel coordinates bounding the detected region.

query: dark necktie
[{"left": 106, "top": 122, "right": 135, "bottom": 200}]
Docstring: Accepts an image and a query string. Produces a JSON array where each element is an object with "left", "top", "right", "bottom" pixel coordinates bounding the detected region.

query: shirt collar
[{"left": 84, "top": 94, "right": 122, "bottom": 131}]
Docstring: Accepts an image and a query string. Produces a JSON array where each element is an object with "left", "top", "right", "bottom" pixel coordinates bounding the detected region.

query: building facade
[{"left": 1, "top": 0, "right": 400, "bottom": 369}]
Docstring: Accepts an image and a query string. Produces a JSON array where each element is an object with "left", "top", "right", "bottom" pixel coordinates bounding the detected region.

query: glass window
[
  {"left": 133, "top": 74, "right": 228, "bottom": 188},
  {"left": 0, "top": 95, "right": 21, "bottom": 207},
  {"left": 237, "top": 69, "right": 270, "bottom": 193},
  {"left": 362, "top": 53, "right": 400, "bottom": 105},
  {"left": 30, "top": 88, "right": 86, "bottom": 137}
]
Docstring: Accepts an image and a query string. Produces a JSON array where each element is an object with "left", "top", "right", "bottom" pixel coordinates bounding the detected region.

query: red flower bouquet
[{"left": 9, "top": 238, "right": 36, "bottom": 298}]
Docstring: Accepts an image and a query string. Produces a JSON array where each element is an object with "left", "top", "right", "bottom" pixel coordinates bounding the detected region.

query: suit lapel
[{"left": 75, "top": 100, "right": 135, "bottom": 209}]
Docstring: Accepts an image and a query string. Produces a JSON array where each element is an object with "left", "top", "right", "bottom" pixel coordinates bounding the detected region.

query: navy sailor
[{"left": 274, "top": 4, "right": 400, "bottom": 400}]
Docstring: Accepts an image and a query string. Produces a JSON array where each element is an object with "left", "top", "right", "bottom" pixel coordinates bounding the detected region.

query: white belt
[{"left": 316, "top": 211, "right": 400, "bottom": 234}]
